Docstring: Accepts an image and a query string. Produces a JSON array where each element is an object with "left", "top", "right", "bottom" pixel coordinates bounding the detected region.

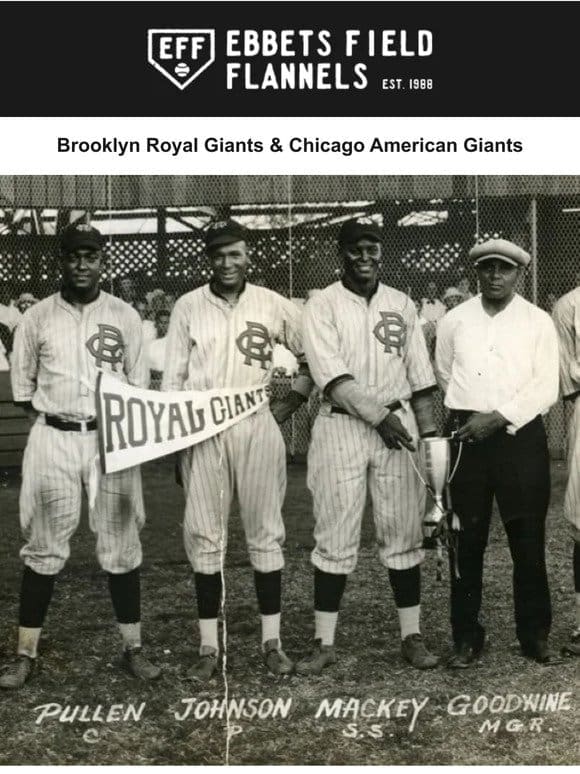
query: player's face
[
  {"left": 209, "top": 240, "right": 249, "bottom": 290},
  {"left": 61, "top": 248, "right": 103, "bottom": 293},
  {"left": 342, "top": 238, "right": 381, "bottom": 284},
  {"left": 477, "top": 259, "right": 519, "bottom": 302}
]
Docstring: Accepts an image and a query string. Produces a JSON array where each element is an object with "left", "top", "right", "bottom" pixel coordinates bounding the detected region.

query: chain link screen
[{"left": 1, "top": 175, "right": 579, "bottom": 459}]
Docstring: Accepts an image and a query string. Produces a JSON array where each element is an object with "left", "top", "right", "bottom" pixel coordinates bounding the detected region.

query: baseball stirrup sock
[
  {"left": 108, "top": 568, "right": 141, "bottom": 624},
  {"left": 314, "top": 569, "right": 347, "bottom": 612},
  {"left": 388, "top": 565, "right": 421, "bottom": 609},
  {"left": 19, "top": 566, "right": 56, "bottom": 629},
  {"left": 194, "top": 572, "right": 223, "bottom": 619},
  {"left": 254, "top": 570, "right": 282, "bottom": 615}
]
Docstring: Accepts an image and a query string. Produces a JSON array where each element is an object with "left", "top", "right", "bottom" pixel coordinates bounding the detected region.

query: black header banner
[{"left": 0, "top": 1, "right": 576, "bottom": 117}]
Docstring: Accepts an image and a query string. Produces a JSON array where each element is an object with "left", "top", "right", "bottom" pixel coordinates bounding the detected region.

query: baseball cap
[
  {"left": 469, "top": 238, "right": 531, "bottom": 268},
  {"left": 338, "top": 217, "right": 382, "bottom": 246},
  {"left": 204, "top": 219, "right": 248, "bottom": 250},
  {"left": 59, "top": 222, "right": 104, "bottom": 252}
]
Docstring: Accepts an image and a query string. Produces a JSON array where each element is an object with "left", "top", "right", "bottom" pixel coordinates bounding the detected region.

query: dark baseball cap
[
  {"left": 59, "top": 222, "right": 104, "bottom": 252},
  {"left": 338, "top": 217, "right": 382, "bottom": 245},
  {"left": 204, "top": 219, "right": 248, "bottom": 250}
]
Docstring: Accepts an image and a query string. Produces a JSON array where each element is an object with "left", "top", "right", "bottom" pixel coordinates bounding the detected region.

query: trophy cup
[{"left": 418, "top": 437, "right": 452, "bottom": 541}]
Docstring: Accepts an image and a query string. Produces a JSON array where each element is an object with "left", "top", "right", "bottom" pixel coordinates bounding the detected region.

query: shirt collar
[
  {"left": 57, "top": 288, "right": 103, "bottom": 311},
  {"left": 341, "top": 276, "right": 379, "bottom": 301},
  {"left": 209, "top": 279, "right": 247, "bottom": 302}
]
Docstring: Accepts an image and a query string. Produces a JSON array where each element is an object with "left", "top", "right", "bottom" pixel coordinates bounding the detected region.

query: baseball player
[
  {"left": 436, "top": 239, "right": 559, "bottom": 667},
  {"left": 0, "top": 223, "right": 160, "bottom": 689},
  {"left": 552, "top": 286, "right": 580, "bottom": 656},
  {"left": 296, "top": 217, "right": 440, "bottom": 675},
  {"left": 162, "top": 219, "right": 312, "bottom": 680}
]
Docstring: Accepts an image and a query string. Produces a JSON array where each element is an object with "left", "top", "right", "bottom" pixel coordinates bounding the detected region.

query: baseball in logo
[
  {"left": 236, "top": 322, "right": 273, "bottom": 370},
  {"left": 147, "top": 29, "right": 215, "bottom": 90},
  {"left": 373, "top": 312, "right": 407, "bottom": 356},
  {"left": 86, "top": 325, "right": 125, "bottom": 371}
]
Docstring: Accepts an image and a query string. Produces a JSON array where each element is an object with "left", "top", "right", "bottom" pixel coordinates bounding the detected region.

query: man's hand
[
  {"left": 376, "top": 413, "right": 416, "bottom": 451},
  {"left": 456, "top": 411, "right": 508, "bottom": 443},
  {"left": 269, "top": 390, "right": 306, "bottom": 425}
]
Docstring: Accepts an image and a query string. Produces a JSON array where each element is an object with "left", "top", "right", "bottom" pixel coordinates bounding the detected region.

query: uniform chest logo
[
  {"left": 236, "top": 321, "right": 272, "bottom": 370},
  {"left": 86, "top": 325, "right": 125, "bottom": 370},
  {"left": 373, "top": 312, "right": 407, "bottom": 356}
]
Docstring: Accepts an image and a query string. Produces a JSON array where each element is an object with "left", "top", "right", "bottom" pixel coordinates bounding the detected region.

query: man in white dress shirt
[
  {"left": 552, "top": 286, "right": 580, "bottom": 656},
  {"left": 436, "top": 238, "right": 559, "bottom": 667}
]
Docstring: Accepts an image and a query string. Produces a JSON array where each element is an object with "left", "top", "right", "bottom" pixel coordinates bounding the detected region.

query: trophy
[{"left": 418, "top": 437, "right": 454, "bottom": 541}]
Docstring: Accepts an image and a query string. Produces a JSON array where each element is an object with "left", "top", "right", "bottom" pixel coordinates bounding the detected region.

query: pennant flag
[{"left": 95, "top": 372, "right": 269, "bottom": 474}]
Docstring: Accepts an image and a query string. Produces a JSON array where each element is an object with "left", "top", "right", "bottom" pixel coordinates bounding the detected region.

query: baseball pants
[
  {"left": 19, "top": 420, "right": 145, "bottom": 575},
  {"left": 565, "top": 398, "right": 580, "bottom": 540},
  {"left": 447, "top": 412, "right": 551, "bottom": 647},
  {"left": 307, "top": 406, "right": 426, "bottom": 574},
  {"left": 179, "top": 410, "right": 286, "bottom": 574}
]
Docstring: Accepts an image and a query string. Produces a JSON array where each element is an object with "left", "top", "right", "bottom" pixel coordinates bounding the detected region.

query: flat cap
[
  {"left": 59, "top": 222, "right": 104, "bottom": 252},
  {"left": 469, "top": 238, "right": 531, "bottom": 268},
  {"left": 338, "top": 216, "right": 382, "bottom": 245},
  {"left": 204, "top": 219, "right": 248, "bottom": 250},
  {"left": 442, "top": 286, "right": 464, "bottom": 301}
]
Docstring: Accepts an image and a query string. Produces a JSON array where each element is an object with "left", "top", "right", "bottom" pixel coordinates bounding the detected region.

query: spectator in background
[
  {"left": 134, "top": 299, "right": 156, "bottom": 343},
  {"left": 544, "top": 292, "right": 558, "bottom": 313},
  {"left": 457, "top": 277, "right": 474, "bottom": 300},
  {"left": 146, "top": 309, "right": 171, "bottom": 389},
  {"left": 414, "top": 297, "right": 437, "bottom": 360},
  {"left": 15, "top": 293, "right": 39, "bottom": 314},
  {"left": 119, "top": 276, "right": 138, "bottom": 307},
  {"left": 0, "top": 283, "right": 22, "bottom": 332},
  {"left": 420, "top": 281, "right": 446, "bottom": 323},
  {"left": 0, "top": 322, "right": 12, "bottom": 370},
  {"left": 442, "top": 287, "right": 465, "bottom": 312}
]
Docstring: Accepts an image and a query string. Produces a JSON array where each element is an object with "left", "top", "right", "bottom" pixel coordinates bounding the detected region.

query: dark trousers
[{"left": 447, "top": 413, "right": 552, "bottom": 648}]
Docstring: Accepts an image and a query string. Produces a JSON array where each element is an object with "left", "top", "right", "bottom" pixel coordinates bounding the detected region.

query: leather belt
[
  {"left": 45, "top": 415, "right": 98, "bottom": 432},
  {"left": 331, "top": 400, "right": 403, "bottom": 417}
]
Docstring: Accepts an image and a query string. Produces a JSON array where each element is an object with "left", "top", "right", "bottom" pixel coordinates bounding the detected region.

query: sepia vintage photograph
[{"left": 0, "top": 174, "right": 578, "bottom": 766}]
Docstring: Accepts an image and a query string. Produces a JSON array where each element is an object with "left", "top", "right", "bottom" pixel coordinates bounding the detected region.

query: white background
[{"left": 0, "top": 117, "right": 577, "bottom": 174}]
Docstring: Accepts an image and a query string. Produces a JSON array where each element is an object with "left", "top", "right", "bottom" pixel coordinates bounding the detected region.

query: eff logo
[{"left": 147, "top": 29, "right": 215, "bottom": 90}]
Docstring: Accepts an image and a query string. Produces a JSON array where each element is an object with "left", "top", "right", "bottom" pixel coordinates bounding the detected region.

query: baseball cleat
[
  {"left": 122, "top": 647, "right": 162, "bottom": 681},
  {"left": 262, "top": 639, "right": 294, "bottom": 676},
  {"left": 187, "top": 645, "right": 219, "bottom": 682},
  {"left": 561, "top": 627, "right": 580, "bottom": 657},
  {"left": 295, "top": 639, "right": 337, "bottom": 676},
  {"left": 0, "top": 655, "right": 36, "bottom": 690},
  {"left": 401, "top": 633, "right": 440, "bottom": 669},
  {"left": 520, "top": 638, "right": 562, "bottom": 665}
]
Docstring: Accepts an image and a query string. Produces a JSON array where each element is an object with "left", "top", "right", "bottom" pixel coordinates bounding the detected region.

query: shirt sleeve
[
  {"left": 123, "top": 308, "right": 148, "bottom": 389},
  {"left": 276, "top": 296, "right": 313, "bottom": 398},
  {"left": 402, "top": 302, "right": 437, "bottom": 392},
  {"left": 303, "top": 294, "right": 386, "bottom": 424},
  {"left": 496, "top": 311, "right": 559, "bottom": 429},
  {"left": 434, "top": 313, "right": 454, "bottom": 395},
  {"left": 10, "top": 309, "right": 39, "bottom": 402},
  {"left": 303, "top": 295, "right": 351, "bottom": 392},
  {"left": 161, "top": 298, "right": 191, "bottom": 392},
  {"left": 552, "top": 294, "right": 580, "bottom": 399}
]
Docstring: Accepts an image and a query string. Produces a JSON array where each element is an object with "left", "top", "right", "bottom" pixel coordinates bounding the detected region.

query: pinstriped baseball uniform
[
  {"left": 552, "top": 287, "right": 580, "bottom": 535},
  {"left": 303, "top": 280, "right": 436, "bottom": 573},
  {"left": 11, "top": 291, "right": 147, "bottom": 575},
  {"left": 162, "top": 281, "right": 308, "bottom": 574}
]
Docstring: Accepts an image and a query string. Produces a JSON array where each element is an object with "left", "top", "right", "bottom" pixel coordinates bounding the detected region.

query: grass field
[{"left": 0, "top": 457, "right": 578, "bottom": 765}]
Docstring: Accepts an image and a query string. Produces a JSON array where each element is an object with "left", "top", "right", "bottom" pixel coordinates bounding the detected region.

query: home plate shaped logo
[{"left": 148, "top": 29, "right": 215, "bottom": 90}]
